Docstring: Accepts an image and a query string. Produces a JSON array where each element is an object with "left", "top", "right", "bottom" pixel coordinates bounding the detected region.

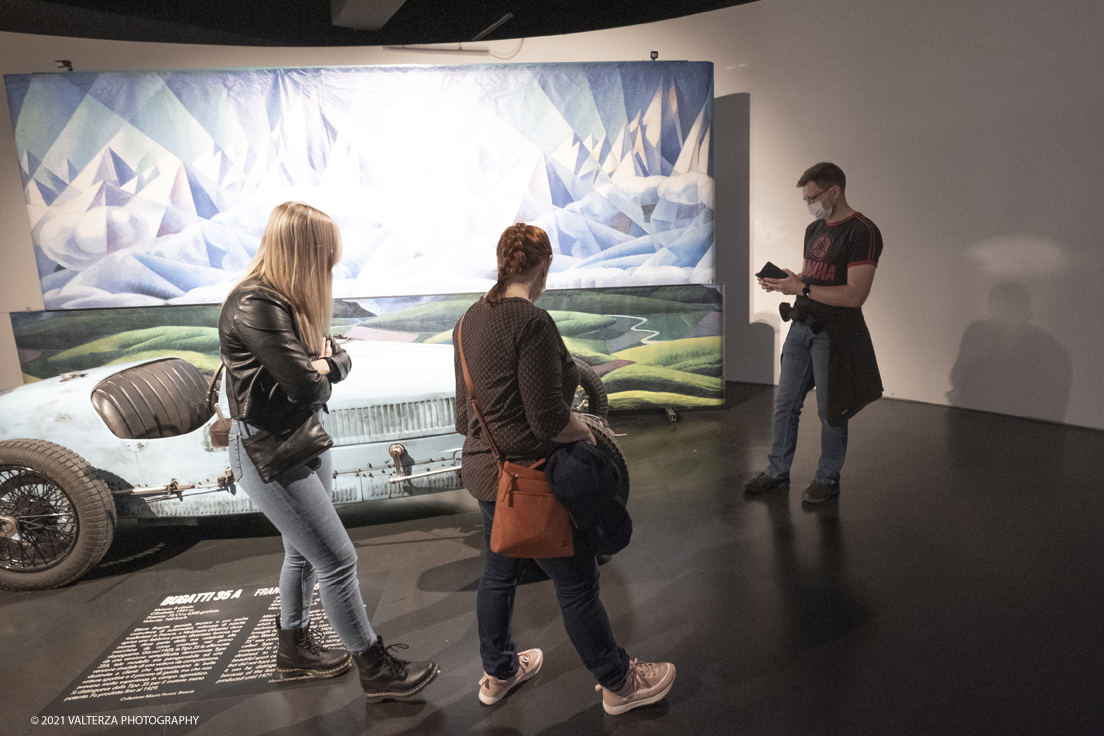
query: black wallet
[{"left": 755, "top": 261, "right": 788, "bottom": 279}]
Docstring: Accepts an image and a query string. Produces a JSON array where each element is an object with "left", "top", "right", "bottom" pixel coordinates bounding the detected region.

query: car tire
[
  {"left": 578, "top": 414, "right": 629, "bottom": 506},
  {"left": 0, "top": 439, "right": 116, "bottom": 591},
  {"left": 572, "top": 357, "right": 609, "bottom": 418}
]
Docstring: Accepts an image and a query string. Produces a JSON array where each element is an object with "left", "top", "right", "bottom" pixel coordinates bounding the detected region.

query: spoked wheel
[
  {"left": 572, "top": 357, "right": 609, "bottom": 418},
  {"left": 0, "top": 471, "right": 78, "bottom": 569},
  {"left": 0, "top": 439, "right": 115, "bottom": 591}
]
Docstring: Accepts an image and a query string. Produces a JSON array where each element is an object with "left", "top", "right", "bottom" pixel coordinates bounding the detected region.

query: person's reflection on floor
[{"left": 749, "top": 491, "right": 868, "bottom": 659}]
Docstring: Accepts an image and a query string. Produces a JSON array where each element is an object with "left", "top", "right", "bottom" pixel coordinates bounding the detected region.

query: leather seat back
[{"left": 92, "top": 358, "right": 213, "bottom": 440}]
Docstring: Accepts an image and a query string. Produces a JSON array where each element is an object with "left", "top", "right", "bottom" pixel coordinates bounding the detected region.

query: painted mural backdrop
[
  {"left": 5, "top": 62, "right": 714, "bottom": 310},
  {"left": 10, "top": 285, "right": 723, "bottom": 410}
]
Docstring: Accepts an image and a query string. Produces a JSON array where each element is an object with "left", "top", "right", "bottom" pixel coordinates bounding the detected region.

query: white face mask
[{"left": 806, "top": 185, "right": 835, "bottom": 220}]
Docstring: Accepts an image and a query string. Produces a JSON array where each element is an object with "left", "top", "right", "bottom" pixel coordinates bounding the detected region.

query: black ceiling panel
[{"left": 0, "top": 0, "right": 756, "bottom": 47}]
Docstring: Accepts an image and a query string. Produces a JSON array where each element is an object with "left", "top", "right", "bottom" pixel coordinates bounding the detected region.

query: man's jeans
[
  {"left": 477, "top": 500, "right": 629, "bottom": 690},
  {"left": 767, "top": 321, "right": 849, "bottom": 486},
  {"left": 230, "top": 418, "right": 376, "bottom": 652}
]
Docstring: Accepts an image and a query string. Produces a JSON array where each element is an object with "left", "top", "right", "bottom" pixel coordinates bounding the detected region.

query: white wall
[{"left": 2, "top": 0, "right": 1102, "bottom": 428}]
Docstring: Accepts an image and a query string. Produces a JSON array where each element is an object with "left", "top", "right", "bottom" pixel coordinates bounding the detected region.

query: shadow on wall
[
  {"left": 947, "top": 282, "right": 1072, "bottom": 424},
  {"left": 714, "top": 93, "right": 775, "bottom": 385}
]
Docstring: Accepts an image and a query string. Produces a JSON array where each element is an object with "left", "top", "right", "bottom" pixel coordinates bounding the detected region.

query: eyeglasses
[{"left": 802, "top": 187, "right": 832, "bottom": 205}]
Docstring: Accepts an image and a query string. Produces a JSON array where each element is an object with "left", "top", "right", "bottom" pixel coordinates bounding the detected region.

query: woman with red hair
[{"left": 453, "top": 223, "right": 675, "bottom": 714}]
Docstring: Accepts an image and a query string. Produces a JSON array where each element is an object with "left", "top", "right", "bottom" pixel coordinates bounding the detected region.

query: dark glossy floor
[{"left": 3, "top": 383, "right": 1103, "bottom": 735}]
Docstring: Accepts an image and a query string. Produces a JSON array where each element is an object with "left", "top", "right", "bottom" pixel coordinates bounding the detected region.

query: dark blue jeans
[{"left": 477, "top": 500, "right": 629, "bottom": 691}]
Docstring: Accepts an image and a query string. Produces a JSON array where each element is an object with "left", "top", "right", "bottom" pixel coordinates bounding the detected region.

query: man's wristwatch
[{"left": 801, "top": 282, "right": 811, "bottom": 297}]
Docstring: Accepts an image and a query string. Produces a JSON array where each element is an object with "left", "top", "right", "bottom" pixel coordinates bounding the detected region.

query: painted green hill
[
  {"left": 423, "top": 329, "right": 454, "bottom": 345},
  {"left": 608, "top": 390, "right": 725, "bottom": 410},
  {"left": 615, "top": 311, "right": 713, "bottom": 343},
  {"left": 331, "top": 324, "right": 357, "bottom": 337},
  {"left": 420, "top": 331, "right": 621, "bottom": 366},
  {"left": 47, "top": 326, "right": 221, "bottom": 372},
  {"left": 557, "top": 284, "right": 721, "bottom": 305},
  {"left": 106, "top": 350, "right": 221, "bottom": 372},
  {"left": 397, "top": 307, "right": 616, "bottom": 344},
  {"left": 601, "top": 363, "right": 723, "bottom": 400},
  {"left": 547, "top": 311, "right": 617, "bottom": 337},
  {"left": 612, "top": 336, "right": 723, "bottom": 377},
  {"left": 360, "top": 296, "right": 478, "bottom": 333},
  {"left": 11, "top": 305, "right": 220, "bottom": 350},
  {"left": 561, "top": 337, "right": 617, "bottom": 365},
  {"left": 637, "top": 284, "right": 723, "bottom": 305},
  {"left": 333, "top": 300, "right": 375, "bottom": 318},
  {"left": 535, "top": 291, "right": 708, "bottom": 315}
]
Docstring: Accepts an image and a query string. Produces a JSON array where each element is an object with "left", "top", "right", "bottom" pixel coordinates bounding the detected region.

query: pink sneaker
[
  {"left": 596, "top": 659, "right": 676, "bottom": 715},
  {"left": 478, "top": 648, "right": 544, "bottom": 705}
]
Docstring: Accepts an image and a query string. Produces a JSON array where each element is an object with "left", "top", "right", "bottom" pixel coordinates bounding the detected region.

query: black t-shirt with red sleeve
[{"left": 796, "top": 212, "right": 882, "bottom": 317}]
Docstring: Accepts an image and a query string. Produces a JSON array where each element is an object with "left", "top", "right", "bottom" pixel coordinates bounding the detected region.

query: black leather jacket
[{"left": 218, "top": 279, "right": 352, "bottom": 432}]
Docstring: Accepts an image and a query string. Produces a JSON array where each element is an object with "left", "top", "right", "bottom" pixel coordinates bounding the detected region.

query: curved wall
[{"left": 2, "top": 0, "right": 1102, "bottom": 429}]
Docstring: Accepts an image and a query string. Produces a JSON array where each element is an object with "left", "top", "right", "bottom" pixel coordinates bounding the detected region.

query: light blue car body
[{"left": 0, "top": 339, "right": 464, "bottom": 519}]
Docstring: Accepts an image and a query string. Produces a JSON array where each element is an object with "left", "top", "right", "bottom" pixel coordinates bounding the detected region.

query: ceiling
[{"left": 0, "top": 0, "right": 756, "bottom": 48}]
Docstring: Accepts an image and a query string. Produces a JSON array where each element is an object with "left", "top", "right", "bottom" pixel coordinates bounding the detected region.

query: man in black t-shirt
[{"left": 745, "top": 162, "right": 883, "bottom": 503}]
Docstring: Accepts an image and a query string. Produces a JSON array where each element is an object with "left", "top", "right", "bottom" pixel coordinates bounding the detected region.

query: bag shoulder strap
[
  {"left": 207, "top": 361, "right": 227, "bottom": 421},
  {"left": 456, "top": 315, "right": 502, "bottom": 464}
]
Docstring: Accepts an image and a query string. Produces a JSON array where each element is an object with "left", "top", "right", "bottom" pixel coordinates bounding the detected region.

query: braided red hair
[{"left": 486, "top": 223, "right": 553, "bottom": 306}]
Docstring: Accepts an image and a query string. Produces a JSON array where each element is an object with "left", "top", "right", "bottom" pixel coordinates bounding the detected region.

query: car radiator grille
[{"left": 324, "top": 398, "right": 456, "bottom": 446}]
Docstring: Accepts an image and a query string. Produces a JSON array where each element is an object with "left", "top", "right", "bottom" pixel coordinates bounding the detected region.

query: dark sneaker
[
  {"left": 744, "top": 472, "right": 789, "bottom": 493},
  {"left": 801, "top": 481, "right": 840, "bottom": 503},
  {"left": 478, "top": 648, "right": 543, "bottom": 705}
]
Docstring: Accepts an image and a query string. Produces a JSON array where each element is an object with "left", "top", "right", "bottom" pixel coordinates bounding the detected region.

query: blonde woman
[{"left": 219, "top": 201, "right": 437, "bottom": 701}]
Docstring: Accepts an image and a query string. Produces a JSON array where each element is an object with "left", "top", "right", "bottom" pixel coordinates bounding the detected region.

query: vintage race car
[{"left": 0, "top": 340, "right": 614, "bottom": 591}]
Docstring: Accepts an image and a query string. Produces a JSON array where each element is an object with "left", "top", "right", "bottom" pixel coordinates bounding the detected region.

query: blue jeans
[
  {"left": 230, "top": 418, "right": 376, "bottom": 652},
  {"left": 767, "top": 321, "right": 849, "bottom": 486},
  {"left": 477, "top": 500, "right": 629, "bottom": 691}
]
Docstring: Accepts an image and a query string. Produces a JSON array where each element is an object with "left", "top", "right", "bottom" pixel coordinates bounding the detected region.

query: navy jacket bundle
[{"left": 545, "top": 440, "right": 632, "bottom": 555}]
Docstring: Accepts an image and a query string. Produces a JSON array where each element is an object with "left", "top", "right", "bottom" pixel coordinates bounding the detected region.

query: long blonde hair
[{"left": 240, "top": 201, "right": 342, "bottom": 356}]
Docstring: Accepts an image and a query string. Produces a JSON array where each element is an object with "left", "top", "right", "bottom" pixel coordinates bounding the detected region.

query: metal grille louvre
[{"left": 324, "top": 398, "right": 456, "bottom": 446}]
